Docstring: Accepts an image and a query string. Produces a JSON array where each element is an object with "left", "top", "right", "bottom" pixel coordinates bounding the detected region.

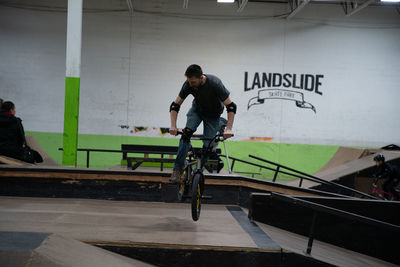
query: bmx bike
[
  {"left": 371, "top": 178, "right": 399, "bottom": 201},
  {"left": 176, "top": 132, "right": 228, "bottom": 221}
]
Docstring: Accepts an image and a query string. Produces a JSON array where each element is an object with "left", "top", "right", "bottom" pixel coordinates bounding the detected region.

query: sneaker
[{"left": 169, "top": 168, "right": 183, "bottom": 184}]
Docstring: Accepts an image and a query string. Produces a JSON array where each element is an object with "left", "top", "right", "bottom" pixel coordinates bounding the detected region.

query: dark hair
[
  {"left": 185, "top": 64, "right": 203, "bottom": 78},
  {"left": 1, "top": 101, "right": 15, "bottom": 113}
]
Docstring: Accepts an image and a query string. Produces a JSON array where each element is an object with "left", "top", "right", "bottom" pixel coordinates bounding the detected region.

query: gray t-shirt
[{"left": 179, "top": 74, "right": 230, "bottom": 117}]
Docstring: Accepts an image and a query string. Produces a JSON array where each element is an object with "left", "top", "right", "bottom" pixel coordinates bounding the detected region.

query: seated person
[{"left": 0, "top": 101, "right": 43, "bottom": 163}]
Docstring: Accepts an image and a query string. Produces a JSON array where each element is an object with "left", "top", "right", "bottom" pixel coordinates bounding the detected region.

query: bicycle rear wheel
[{"left": 191, "top": 173, "right": 202, "bottom": 221}]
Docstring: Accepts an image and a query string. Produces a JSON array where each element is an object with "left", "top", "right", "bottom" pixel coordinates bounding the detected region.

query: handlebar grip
[
  {"left": 174, "top": 131, "right": 234, "bottom": 140},
  {"left": 222, "top": 133, "right": 234, "bottom": 139}
]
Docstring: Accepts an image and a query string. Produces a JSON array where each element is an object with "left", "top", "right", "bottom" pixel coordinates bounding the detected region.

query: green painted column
[
  {"left": 63, "top": 0, "right": 83, "bottom": 166},
  {"left": 63, "top": 77, "right": 80, "bottom": 165}
]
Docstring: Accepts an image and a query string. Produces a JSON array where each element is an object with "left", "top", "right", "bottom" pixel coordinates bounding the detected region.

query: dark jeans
[{"left": 174, "top": 107, "right": 221, "bottom": 169}]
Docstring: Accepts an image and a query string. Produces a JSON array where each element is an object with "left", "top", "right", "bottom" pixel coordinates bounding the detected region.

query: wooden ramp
[
  {"left": 257, "top": 223, "right": 397, "bottom": 267},
  {"left": 287, "top": 150, "right": 400, "bottom": 189},
  {"left": 0, "top": 155, "right": 33, "bottom": 166},
  {"left": 25, "top": 135, "right": 59, "bottom": 166},
  {"left": 0, "top": 231, "right": 153, "bottom": 267},
  {"left": 313, "top": 147, "right": 371, "bottom": 176},
  {"left": 0, "top": 164, "right": 394, "bottom": 265},
  {"left": 0, "top": 135, "right": 58, "bottom": 167},
  {"left": 0, "top": 196, "right": 393, "bottom": 267},
  {"left": 0, "top": 164, "right": 344, "bottom": 206},
  {"left": 249, "top": 192, "right": 400, "bottom": 266}
]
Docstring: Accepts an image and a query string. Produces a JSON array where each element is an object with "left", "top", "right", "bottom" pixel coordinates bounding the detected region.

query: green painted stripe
[
  {"left": 28, "top": 131, "right": 345, "bottom": 182},
  {"left": 62, "top": 76, "right": 80, "bottom": 166}
]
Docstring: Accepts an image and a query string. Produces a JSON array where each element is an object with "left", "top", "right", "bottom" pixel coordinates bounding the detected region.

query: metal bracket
[
  {"left": 126, "top": 0, "right": 134, "bottom": 16},
  {"left": 237, "top": 0, "right": 248, "bottom": 12},
  {"left": 287, "top": 0, "right": 311, "bottom": 19},
  {"left": 342, "top": 0, "right": 376, "bottom": 16}
]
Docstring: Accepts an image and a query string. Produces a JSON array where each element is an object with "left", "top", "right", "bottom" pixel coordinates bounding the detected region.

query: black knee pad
[{"left": 181, "top": 127, "right": 194, "bottom": 143}]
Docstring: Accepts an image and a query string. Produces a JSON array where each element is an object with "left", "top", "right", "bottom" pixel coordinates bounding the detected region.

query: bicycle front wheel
[{"left": 191, "top": 173, "right": 202, "bottom": 221}]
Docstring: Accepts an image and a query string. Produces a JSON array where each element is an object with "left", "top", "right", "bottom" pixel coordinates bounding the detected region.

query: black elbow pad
[
  {"left": 226, "top": 102, "right": 237, "bottom": 114},
  {"left": 170, "top": 101, "right": 180, "bottom": 112}
]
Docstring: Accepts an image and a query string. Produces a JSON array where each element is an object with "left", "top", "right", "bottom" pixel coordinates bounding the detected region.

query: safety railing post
[
  {"left": 230, "top": 159, "right": 236, "bottom": 172},
  {"left": 223, "top": 140, "right": 232, "bottom": 174},
  {"left": 272, "top": 166, "right": 280, "bottom": 182},
  {"left": 306, "top": 211, "right": 318, "bottom": 255},
  {"left": 86, "top": 150, "right": 90, "bottom": 168}
]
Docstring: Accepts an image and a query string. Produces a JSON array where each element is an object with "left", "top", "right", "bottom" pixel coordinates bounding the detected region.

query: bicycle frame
[
  {"left": 180, "top": 131, "right": 224, "bottom": 176},
  {"left": 372, "top": 178, "right": 395, "bottom": 200},
  {"left": 177, "top": 132, "right": 226, "bottom": 221},
  {"left": 183, "top": 134, "right": 222, "bottom": 186}
]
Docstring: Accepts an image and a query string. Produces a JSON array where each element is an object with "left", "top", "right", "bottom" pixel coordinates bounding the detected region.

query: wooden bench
[
  {"left": 126, "top": 157, "right": 177, "bottom": 170},
  {"left": 121, "top": 144, "right": 221, "bottom": 171},
  {"left": 121, "top": 144, "right": 178, "bottom": 171}
]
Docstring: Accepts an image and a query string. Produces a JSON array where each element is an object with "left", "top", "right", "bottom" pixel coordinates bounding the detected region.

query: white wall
[{"left": 0, "top": 1, "right": 399, "bottom": 146}]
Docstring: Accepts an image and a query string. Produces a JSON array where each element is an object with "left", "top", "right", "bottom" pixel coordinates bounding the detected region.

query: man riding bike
[
  {"left": 373, "top": 154, "right": 400, "bottom": 200},
  {"left": 169, "top": 64, "right": 236, "bottom": 183}
]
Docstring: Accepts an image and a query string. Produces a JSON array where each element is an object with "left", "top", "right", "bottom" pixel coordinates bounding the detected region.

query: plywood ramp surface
[
  {"left": 0, "top": 196, "right": 393, "bottom": 267},
  {"left": 287, "top": 150, "right": 400, "bottom": 189},
  {"left": 257, "top": 223, "right": 397, "bottom": 267},
  {"left": 25, "top": 135, "right": 59, "bottom": 166},
  {"left": 0, "top": 231, "right": 154, "bottom": 267},
  {"left": 314, "top": 147, "right": 370, "bottom": 176},
  {"left": 0, "top": 165, "right": 324, "bottom": 197},
  {"left": 0, "top": 155, "right": 33, "bottom": 166},
  {"left": 0, "top": 196, "right": 274, "bottom": 251}
]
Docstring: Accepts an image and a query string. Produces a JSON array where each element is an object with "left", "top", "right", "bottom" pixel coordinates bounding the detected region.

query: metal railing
[
  {"left": 58, "top": 148, "right": 123, "bottom": 168},
  {"left": 269, "top": 192, "right": 400, "bottom": 254},
  {"left": 249, "top": 154, "right": 378, "bottom": 199},
  {"left": 219, "top": 154, "right": 377, "bottom": 200}
]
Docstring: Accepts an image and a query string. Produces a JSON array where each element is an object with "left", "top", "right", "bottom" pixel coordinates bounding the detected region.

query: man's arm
[
  {"left": 169, "top": 96, "right": 184, "bottom": 136},
  {"left": 223, "top": 97, "right": 236, "bottom": 139}
]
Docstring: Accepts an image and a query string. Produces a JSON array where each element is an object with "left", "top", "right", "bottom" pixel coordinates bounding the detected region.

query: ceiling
[{"left": 0, "top": 0, "right": 398, "bottom": 19}]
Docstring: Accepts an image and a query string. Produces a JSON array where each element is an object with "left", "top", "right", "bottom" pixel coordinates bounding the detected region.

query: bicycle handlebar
[
  {"left": 176, "top": 131, "right": 233, "bottom": 141},
  {"left": 176, "top": 131, "right": 233, "bottom": 152}
]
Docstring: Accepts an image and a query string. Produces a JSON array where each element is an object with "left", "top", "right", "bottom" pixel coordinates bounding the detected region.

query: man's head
[
  {"left": 373, "top": 154, "right": 385, "bottom": 167},
  {"left": 1, "top": 101, "right": 16, "bottom": 115},
  {"left": 185, "top": 64, "right": 205, "bottom": 88}
]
